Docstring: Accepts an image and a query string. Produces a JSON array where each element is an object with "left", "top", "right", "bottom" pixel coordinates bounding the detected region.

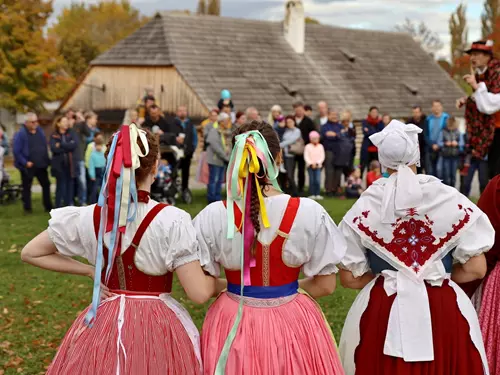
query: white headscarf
[{"left": 370, "top": 120, "right": 422, "bottom": 223}]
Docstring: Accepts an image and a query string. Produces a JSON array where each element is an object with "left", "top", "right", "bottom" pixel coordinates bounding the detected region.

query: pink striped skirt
[
  {"left": 201, "top": 292, "right": 344, "bottom": 375},
  {"left": 47, "top": 293, "right": 201, "bottom": 375},
  {"left": 479, "top": 262, "right": 500, "bottom": 375}
]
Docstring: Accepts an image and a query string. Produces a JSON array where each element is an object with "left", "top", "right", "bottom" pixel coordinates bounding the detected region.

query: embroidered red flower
[{"left": 356, "top": 205, "right": 472, "bottom": 273}]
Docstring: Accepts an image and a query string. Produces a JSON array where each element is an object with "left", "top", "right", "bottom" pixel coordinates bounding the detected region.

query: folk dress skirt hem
[
  {"left": 201, "top": 292, "right": 345, "bottom": 375},
  {"left": 47, "top": 293, "right": 201, "bottom": 375},
  {"left": 341, "top": 276, "right": 486, "bottom": 375}
]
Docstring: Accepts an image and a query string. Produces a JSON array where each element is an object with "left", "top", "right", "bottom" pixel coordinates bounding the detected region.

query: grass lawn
[{"left": 0, "top": 191, "right": 358, "bottom": 374}]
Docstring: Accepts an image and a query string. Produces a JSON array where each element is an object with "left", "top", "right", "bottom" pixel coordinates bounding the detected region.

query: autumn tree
[
  {"left": 0, "top": 0, "right": 70, "bottom": 112},
  {"left": 207, "top": 0, "right": 221, "bottom": 16},
  {"left": 449, "top": 4, "right": 468, "bottom": 61},
  {"left": 305, "top": 17, "right": 320, "bottom": 24},
  {"left": 197, "top": 0, "right": 207, "bottom": 15},
  {"left": 395, "top": 18, "right": 444, "bottom": 57},
  {"left": 49, "top": 0, "right": 149, "bottom": 78},
  {"left": 481, "top": 0, "right": 499, "bottom": 38}
]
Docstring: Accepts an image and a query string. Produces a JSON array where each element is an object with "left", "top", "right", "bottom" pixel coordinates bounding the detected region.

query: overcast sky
[{"left": 51, "top": 0, "right": 484, "bottom": 60}]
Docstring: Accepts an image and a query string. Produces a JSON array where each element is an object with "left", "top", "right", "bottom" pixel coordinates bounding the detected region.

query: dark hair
[
  {"left": 105, "top": 128, "right": 159, "bottom": 185},
  {"left": 149, "top": 104, "right": 159, "bottom": 111},
  {"left": 285, "top": 115, "right": 296, "bottom": 126},
  {"left": 235, "top": 111, "right": 245, "bottom": 120},
  {"left": 93, "top": 131, "right": 102, "bottom": 139},
  {"left": 304, "top": 105, "right": 313, "bottom": 112},
  {"left": 369, "top": 106, "right": 379, "bottom": 112},
  {"left": 232, "top": 121, "right": 281, "bottom": 253},
  {"left": 144, "top": 95, "right": 155, "bottom": 102},
  {"left": 293, "top": 101, "right": 304, "bottom": 109},
  {"left": 432, "top": 99, "right": 442, "bottom": 104},
  {"left": 412, "top": 105, "right": 422, "bottom": 111}
]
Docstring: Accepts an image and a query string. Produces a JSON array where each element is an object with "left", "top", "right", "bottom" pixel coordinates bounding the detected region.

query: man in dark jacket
[
  {"left": 143, "top": 105, "right": 183, "bottom": 166},
  {"left": 72, "top": 111, "right": 92, "bottom": 205},
  {"left": 173, "top": 105, "right": 198, "bottom": 192},
  {"left": 13, "top": 113, "right": 52, "bottom": 213},
  {"left": 293, "top": 101, "right": 316, "bottom": 194},
  {"left": 407, "top": 105, "right": 428, "bottom": 174}
]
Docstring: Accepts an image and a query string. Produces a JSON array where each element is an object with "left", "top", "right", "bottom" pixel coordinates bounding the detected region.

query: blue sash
[{"left": 227, "top": 281, "right": 298, "bottom": 299}]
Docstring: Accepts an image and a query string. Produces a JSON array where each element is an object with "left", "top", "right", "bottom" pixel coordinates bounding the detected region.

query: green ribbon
[{"left": 214, "top": 130, "right": 281, "bottom": 374}]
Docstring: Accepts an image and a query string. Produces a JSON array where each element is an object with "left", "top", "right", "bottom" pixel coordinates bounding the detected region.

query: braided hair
[{"left": 232, "top": 120, "right": 281, "bottom": 253}]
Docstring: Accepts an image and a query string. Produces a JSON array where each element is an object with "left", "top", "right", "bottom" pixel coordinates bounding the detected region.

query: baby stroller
[
  {"left": 0, "top": 170, "right": 22, "bottom": 205},
  {"left": 151, "top": 145, "right": 193, "bottom": 205}
]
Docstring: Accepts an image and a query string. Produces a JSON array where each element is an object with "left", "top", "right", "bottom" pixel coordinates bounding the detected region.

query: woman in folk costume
[
  {"left": 338, "top": 119, "right": 495, "bottom": 375},
  {"left": 21, "top": 125, "right": 220, "bottom": 375},
  {"left": 194, "top": 120, "right": 346, "bottom": 375},
  {"left": 460, "top": 176, "right": 500, "bottom": 374}
]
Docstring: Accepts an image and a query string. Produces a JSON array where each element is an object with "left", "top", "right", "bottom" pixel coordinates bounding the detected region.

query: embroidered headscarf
[
  {"left": 369, "top": 120, "right": 422, "bottom": 223},
  {"left": 85, "top": 123, "right": 149, "bottom": 327},
  {"left": 215, "top": 129, "right": 281, "bottom": 374}
]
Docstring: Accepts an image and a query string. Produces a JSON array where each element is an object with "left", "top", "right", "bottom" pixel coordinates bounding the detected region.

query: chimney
[{"left": 284, "top": 0, "right": 305, "bottom": 54}]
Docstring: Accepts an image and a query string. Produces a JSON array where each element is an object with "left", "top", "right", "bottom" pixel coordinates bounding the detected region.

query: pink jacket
[{"left": 304, "top": 143, "right": 325, "bottom": 167}]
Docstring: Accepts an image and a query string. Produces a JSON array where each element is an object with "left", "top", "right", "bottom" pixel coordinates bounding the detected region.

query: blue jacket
[
  {"left": 50, "top": 131, "right": 77, "bottom": 177},
  {"left": 321, "top": 121, "right": 343, "bottom": 152},
  {"left": 360, "top": 119, "right": 384, "bottom": 162},
  {"left": 13, "top": 125, "right": 49, "bottom": 170},
  {"left": 426, "top": 113, "right": 449, "bottom": 149}
]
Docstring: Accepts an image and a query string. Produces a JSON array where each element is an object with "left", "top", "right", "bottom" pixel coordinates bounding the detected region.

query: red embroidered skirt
[{"left": 354, "top": 278, "right": 484, "bottom": 375}]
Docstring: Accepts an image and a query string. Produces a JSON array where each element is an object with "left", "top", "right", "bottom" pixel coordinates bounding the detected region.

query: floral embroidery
[{"left": 355, "top": 205, "right": 472, "bottom": 273}]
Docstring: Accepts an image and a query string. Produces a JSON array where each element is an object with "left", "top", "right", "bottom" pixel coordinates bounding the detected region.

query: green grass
[{"left": 0, "top": 192, "right": 358, "bottom": 374}]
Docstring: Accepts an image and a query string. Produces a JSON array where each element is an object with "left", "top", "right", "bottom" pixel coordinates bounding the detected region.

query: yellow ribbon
[{"left": 237, "top": 141, "right": 270, "bottom": 229}]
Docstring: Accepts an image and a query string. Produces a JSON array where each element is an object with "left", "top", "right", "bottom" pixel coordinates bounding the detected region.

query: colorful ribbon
[
  {"left": 215, "top": 130, "right": 281, "bottom": 374},
  {"left": 84, "top": 123, "right": 149, "bottom": 327}
]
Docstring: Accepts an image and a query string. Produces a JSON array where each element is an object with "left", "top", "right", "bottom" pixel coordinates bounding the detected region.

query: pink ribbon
[{"left": 243, "top": 179, "right": 256, "bottom": 286}]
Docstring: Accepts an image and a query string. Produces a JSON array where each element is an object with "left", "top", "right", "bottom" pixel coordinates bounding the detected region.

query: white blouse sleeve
[
  {"left": 473, "top": 82, "right": 500, "bottom": 115},
  {"left": 47, "top": 206, "right": 97, "bottom": 262},
  {"left": 193, "top": 203, "right": 222, "bottom": 277},
  {"left": 453, "top": 212, "right": 495, "bottom": 264},
  {"left": 302, "top": 207, "right": 347, "bottom": 277},
  {"left": 338, "top": 221, "right": 371, "bottom": 278},
  {"left": 162, "top": 209, "right": 200, "bottom": 272}
]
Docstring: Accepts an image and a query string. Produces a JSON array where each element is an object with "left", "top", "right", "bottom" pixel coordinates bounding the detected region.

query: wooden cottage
[{"left": 58, "top": 1, "right": 464, "bottom": 127}]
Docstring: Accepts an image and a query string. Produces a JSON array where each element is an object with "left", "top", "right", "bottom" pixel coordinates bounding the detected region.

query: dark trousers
[
  {"left": 89, "top": 167, "right": 104, "bottom": 204},
  {"left": 489, "top": 128, "right": 500, "bottom": 179},
  {"left": 463, "top": 158, "right": 489, "bottom": 197},
  {"left": 441, "top": 156, "right": 459, "bottom": 188},
  {"left": 207, "top": 164, "right": 225, "bottom": 203},
  {"left": 307, "top": 167, "right": 321, "bottom": 196},
  {"left": 425, "top": 150, "right": 441, "bottom": 178},
  {"left": 55, "top": 169, "right": 74, "bottom": 208},
  {"left": 21, "top": 167, "right": 52, "bottom": 212},
  {"left": 360, "top": 151, "right": 378, "bottom": 177},
  {"left": 180, "top": 156, "right": 192, "bottom": 191},
  {"left": 294, "top": 154, "right": 306, "bottom": 193},
  {"left": 324, "top": 151, "right": 335, "bottom": 193},
  {"left": 332, "top": 166, "right": 344, "bottom": 194},
  {"left": 285, "top": 157, "right": 298, "bottom": 197}
]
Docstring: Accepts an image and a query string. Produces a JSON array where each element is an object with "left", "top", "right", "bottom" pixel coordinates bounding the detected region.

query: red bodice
[
  {"left": 223, "top": 198, "right": 301, "bottom": 286},
  {"left": 93, "top": 202, "right": 173, "bottom": 293}
]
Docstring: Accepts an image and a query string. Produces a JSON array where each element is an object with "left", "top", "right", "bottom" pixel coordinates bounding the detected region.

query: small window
[{"left": 339, "top": 48, "right": 356, "bottom": 63}]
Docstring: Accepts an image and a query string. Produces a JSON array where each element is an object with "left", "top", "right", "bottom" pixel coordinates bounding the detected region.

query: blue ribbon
[
  {"left": 227, "top": 281, "right": 298, "bottom": 299},
  {"left": 85, "top": 134, "right": 118, "bottom": 326}
]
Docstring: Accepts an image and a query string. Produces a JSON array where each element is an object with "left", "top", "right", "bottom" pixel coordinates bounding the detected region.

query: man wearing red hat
[{"left": 457, "top": 40, "right": 500, "bottom": 195}]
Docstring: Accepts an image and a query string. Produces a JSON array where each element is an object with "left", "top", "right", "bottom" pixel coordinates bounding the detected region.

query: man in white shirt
[{"left": 315, "top": 101, "right": 329, "bottom": 129}]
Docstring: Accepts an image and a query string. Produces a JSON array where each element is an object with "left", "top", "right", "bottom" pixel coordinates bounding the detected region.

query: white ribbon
[
  {"left": 118, "top": 124, "right": 149, "bottom": 228},
  {"left": 370, "top": 120, "right": 423, "bottom": 224},
  {"left": 129, "top": 123, "right": 149, "bottom": 170},
  {"left": 381, "top": 262, "right": 449, "bottom": 362}
]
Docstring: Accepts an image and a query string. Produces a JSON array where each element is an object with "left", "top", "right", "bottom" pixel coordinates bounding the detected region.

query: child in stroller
[
  {"left": 0, "top": 142, "right": 22, "bottom": 204},
  {"left": 151, "top": 144, "right": 193, "bottom": 205}
]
